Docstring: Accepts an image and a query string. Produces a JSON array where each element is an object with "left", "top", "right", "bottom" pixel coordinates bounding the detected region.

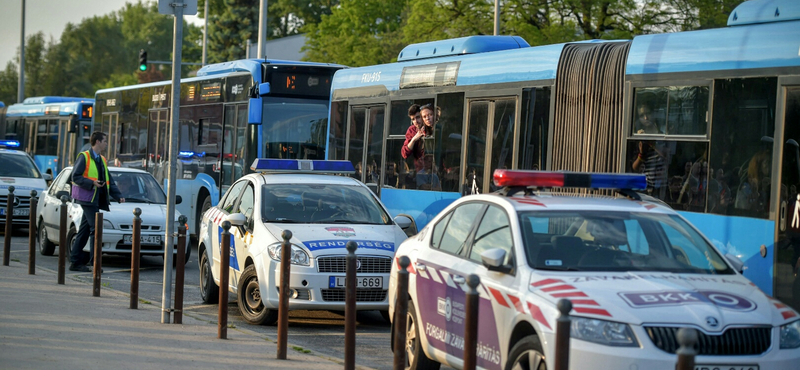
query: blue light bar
[
  {"left": 0, "top": 140, "right": 21, "bottom": 148},
  {"left": 494, "top": 169, "right": 647, "bottom": 190},
  {"left": 250, "top": 159, "right": 355, "bottom": 174}
]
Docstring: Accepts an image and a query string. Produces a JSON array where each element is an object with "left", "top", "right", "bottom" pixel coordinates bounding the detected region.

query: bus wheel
[{"left": 38, "top": 221, "right": 55, "bottom": 256}]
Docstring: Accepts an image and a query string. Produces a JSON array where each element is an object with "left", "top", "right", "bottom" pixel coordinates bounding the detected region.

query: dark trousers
[{"left": 70, "top": 204, "right": 99, "bottom": 266}]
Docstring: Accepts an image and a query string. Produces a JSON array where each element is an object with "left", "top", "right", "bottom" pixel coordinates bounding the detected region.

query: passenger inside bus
[
  {"left": 633, "top": 102, "right": 662, "bottom": 135},
  {"left": 416, "top": 154, "right": 441, "bottom": 191}
]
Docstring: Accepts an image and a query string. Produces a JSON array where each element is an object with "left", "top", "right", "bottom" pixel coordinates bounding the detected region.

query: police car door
[
  {"left": 415, "top": 201, "right": 485, "bottom": 366},
  {"left": 214, "top": 180, "right": 247, "bottom": 291},
  {"left": 228, "top": 181, "right": 256, "bottom": 287},
  {"left": 459, "top": 204, "right": 517, "bottom": 369}
]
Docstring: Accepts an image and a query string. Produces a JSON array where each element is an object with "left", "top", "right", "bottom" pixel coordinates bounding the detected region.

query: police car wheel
[
  {"left": 406, "top": 300, "right": 440, "bottom": 370},
  {"left": 237, "top": 265, "right": 278, "bottom": 325},
  {"left": 38, "top": 221, "right": 55, "bottom": 256},
  {"left": 505, "top": 335, "right": 546, "bottom": 370},
  {"left": 199, "top": 248, "right": 219, "bottom": 304}
]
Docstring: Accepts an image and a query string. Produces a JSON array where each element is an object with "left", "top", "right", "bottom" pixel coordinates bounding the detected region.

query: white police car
[
  {"left": 0, "top": 141, "right": 51, "bottom": 227},
  {"left": 198, "top": 159, "right": 413, "bottom": 325},
  {"left": 388, "top": 170, "right": 800, "bottom": 370}
]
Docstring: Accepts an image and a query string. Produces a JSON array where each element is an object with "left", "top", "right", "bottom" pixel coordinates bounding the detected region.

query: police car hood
[
  {"left": 263, "top": 223, "right": 402, "bottom": 257},
  {"left": 529, "top": 272, "right": 796, "bottom": 328},
  {"left": 0, "top": 178, "right": 48, "bottom": 196}
]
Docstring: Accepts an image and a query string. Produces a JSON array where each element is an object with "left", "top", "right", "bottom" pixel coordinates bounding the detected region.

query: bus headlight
[
  {"left": 267, "top": 243, "right": 310, "bottom": 266},
  {"left": 570, "top": 317, "right": 638, "bottom": 347},
  {"left": 780, "top": 319, "right": 800, "bottom": 349}
]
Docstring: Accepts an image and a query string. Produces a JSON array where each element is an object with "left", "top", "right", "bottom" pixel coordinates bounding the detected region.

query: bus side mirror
[
  {"left": 248, "top": 97, "right": 262, "bottom": 125},
  {"left": 68, "top": 115, "right": 78, "bottom": 133}
]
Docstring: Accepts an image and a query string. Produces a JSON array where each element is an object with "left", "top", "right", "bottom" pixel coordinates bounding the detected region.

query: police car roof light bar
[
  {"left": 0, "top": 140, "right": 21, "bottom": 148},
  {"left": 250, "top": 158, "right": 356, "bottom": 174},
  {"left": 493, "top": 169, "right": 647, "bottom": 190}
]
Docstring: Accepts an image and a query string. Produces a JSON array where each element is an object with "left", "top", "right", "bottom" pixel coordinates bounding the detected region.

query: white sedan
[
  {"left": 198, "top": 159, "right": 413, "bottom": 325},
  {"left": 36, "top": 166, "right": 187, "bottom": 263},
  {"left": 389, "top": 170, "right": 800, "bottom": 370}
]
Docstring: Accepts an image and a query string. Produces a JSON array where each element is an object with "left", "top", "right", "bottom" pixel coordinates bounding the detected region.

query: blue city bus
[
  {"left": 93, "top": 59, "right": 344, "bottom": 244},
  {"left": 327, "top": 0, "right": 800, "bottom": 309},
  {"left": 1, "top": 96, "right": 95, "bottom": 176}
]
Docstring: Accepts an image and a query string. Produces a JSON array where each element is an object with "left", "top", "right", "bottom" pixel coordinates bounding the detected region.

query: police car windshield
[
  {"left": 520, "top": 211, "right": 734, "bottom": 274},
  {"left": 261, "top": 184, "right": 391, "bottom": 225},
  {"left": 0, "top": 153, "right": 42, "bottom": 179},
  {"left": 110, "top": 171, "right": 167, "bottom": 204}
]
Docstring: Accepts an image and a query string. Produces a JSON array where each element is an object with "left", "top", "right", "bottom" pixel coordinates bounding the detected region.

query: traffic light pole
[{"left": 160, "top": 0, "right": 187, "bottom": 324}]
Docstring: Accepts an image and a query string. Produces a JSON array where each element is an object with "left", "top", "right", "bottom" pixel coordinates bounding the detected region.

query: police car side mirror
[
  {"left": 55, "top": 190, "right": 70, "bottom": 200},
  {"left": 725, "top": 253, "right": 745, "bottom": 274},
  {"left": 227, "top": 213, "right": 246, "bottom": 227},
  {"left": 394, "top": 214, "right": 417, "bottom": 237},
  {"left": 481, "top": 248, "right": 513, "bottom": 274}
]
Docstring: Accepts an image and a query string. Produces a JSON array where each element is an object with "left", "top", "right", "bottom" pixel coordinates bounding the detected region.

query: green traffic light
[{"left": 139, "top": 64, "right": 147, "bottom": 71}]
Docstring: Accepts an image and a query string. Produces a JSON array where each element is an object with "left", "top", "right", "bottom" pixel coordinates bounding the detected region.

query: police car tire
[
  {"left": 505, "top": 335, "right": 546, "bottom": 370},
  {"left": 38, "top": 221, "right": 55, "bottom": 256},
  {"left": 237, "top": 264, "right": 278, "bottom": 325},
  {"left": 200, "top": 248, "right": 219, "bottom": 304},
  {"left": 406, "top": 300, "right": 441, "bottom": 370}
]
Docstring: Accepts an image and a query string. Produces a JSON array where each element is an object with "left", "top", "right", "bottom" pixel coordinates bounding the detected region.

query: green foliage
[
  {"left": 303, "top": 0, "right": 407, "bottom": 66},
  {"left": 208, "top": 0, "right": 259, "bottom": 63},
  {"left": 0, "top": 62, "right": 18, "bottom": 104}
]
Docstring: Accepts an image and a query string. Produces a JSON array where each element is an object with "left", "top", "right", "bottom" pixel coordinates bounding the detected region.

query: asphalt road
[{"left": 2, "top": 228, "right": 402, "bottom": 370}]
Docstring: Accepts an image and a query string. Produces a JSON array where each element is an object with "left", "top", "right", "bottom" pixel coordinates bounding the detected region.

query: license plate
[
  {"left": 0, "top": 208, "right": 29, "bottom": 216},
  {"left": 328, "top": 276, "right": 383, "bottom": 289},
  {"left": 123, "top": 234, "right": 163, "bottom": 245},
  {"left": 695, "top": 365, "right": 759, "bottom": 370}
]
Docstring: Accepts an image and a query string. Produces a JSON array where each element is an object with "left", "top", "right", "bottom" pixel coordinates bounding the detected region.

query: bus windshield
[
  {"left": 520, "top": 210, "right": 734, "bottom": 274},
  {"left": 261, "top": 96, "right": 329, "bottom": 160}
]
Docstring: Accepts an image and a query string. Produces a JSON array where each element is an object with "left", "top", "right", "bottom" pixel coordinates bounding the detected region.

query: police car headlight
[
  {"left": 780, "top": 319, "right": 800, "bottom": 349},
  {"left": 103, "top": 219, "right": 115, "bottom": 229},
  {"left": 267, "top": 243, "right": 310, "bottom": 266},
  {"left": 570, "top": 317, "right": 638, "bottom": 347}
]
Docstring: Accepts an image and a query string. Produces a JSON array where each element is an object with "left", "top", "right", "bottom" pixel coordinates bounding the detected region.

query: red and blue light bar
[
  {"left": 250, "top": 159, "right": 355, "bottom": 174},
  {"left": 0, "top": 140, "right": 21, "bottom": 149},
  {"left": 493, "top": 169, "right": 647, "bottom": 190}
]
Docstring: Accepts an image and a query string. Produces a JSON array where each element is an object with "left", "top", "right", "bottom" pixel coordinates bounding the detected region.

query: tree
[
  {"left": 0, "top": 62, "right": 18, "bottom": 105},
  {"left": 303, "top": 0, "right": 407, "bottom": 66},
  {"left": 207, "top": 0, "right": 260, "bottom": 63}
]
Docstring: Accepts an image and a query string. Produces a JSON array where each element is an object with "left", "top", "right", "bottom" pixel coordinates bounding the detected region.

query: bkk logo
[{"left": 620, "top": 290, "right": 756, "bottom": 311}]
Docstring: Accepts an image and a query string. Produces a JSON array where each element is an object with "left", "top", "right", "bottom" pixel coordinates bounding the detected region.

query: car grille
[
  {"left": 119, "top": 224, "right": 162, "bottom": 231},
  {"left": 645, "top": 326, "right": 771, "bottom": 355},
  {"left": 317, "top": 256, "right": 392, "bottom": 274},
  {"left": 320, "top": 288, "right": 387, "bottom": 302},
  {"left": 0, "top": 195, "right": 32, "bottom": 223}
]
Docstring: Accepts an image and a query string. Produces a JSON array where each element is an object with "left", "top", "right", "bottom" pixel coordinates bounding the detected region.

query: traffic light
[{"left": 138, "top": 49, "right": 147, "bottom": 71}]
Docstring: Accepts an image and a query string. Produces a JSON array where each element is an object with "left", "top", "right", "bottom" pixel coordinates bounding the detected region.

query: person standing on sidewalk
[{"left": 69, "top": 132, "right": 124, "bottom": 272}]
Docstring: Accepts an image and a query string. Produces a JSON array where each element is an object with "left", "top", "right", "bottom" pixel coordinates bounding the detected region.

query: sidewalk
[{"left": 0, "top": 260, "right": 347, "bottom": 370}]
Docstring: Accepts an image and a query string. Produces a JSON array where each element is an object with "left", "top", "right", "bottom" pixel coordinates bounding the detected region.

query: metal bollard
[
  {"left": 57, "top": 195, "right": 68, "bottom": 284},
  {"left": 392, "top": 256, "right": 411, "bottom": 370},
  {"left": 28, "top": 190, "right": 38, "bottom": 274},
  {"left": 463, "top": 274, "right": 481, "bottom": 370},
  {"left": 675, "top": 328, "right": 698, "bottom": 370},
  {"left": 554, "top": 299, "right": 573, "bottom": 370},
  {"left": 174, "top": 215, "right": 188, "bottom": 324},
  {"left": 130, "top": 208, "right": 141, "bottom": 309},
  {"left": 344, "top": 241, "right": 358, "bottom": 370},
  {"left": 277, "top": 230, "right": 293, "bottom": 359},
  {"left": 3, "top": 185, "right": 14, "bottom": 266},
  {"left": 218, "top": 220, "right": 231, "bottom": 339},
  {"left": 92, "top": 213, "right": 103, "bottom": 296}
]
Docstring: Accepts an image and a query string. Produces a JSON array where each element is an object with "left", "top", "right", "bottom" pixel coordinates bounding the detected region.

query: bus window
[
  {"left": 435, "top": 93, "right": 464, "bottom": 193},
  {"left": 329, "top": 101, "right": 348, "bottom": 161},
  {"left": 518, "top": 87, "right": 550, "bottom": 171},
  {"left": 386, "top": 99, "right": 433, "bottom": 189},
  {"left": 632, "top": 86, "right": 709, "bottom": 136},
  {"left": 627, "top": 140, "right": 708, "bottom": 212}
]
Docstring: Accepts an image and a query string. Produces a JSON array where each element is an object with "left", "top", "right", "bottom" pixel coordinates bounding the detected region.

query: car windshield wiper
[
  {"left": 123, "top": 197, "right": 155, "bottom": 203},
  {"left": 534, "top": 266, "right": 581, "bottom": 271},
  {"left": 270, "top": 218, "right": 300, "bottom": 223}
]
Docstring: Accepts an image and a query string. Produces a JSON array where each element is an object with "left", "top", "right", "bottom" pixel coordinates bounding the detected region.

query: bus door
[
  {"left": 348, "top": 105, "right": 385, "bottom": 192},
  {"left": 55, "top": 118, "right": 74, "bottom": 173},
  {"left": 465, "top": 97, "right": 517, "bottom": 194},
  {"left": 147, "top": 109, "right": 169, "bottom": 183},
  {"left": 100, "top": 113, "right": 118, "bottom": 161},
  {"left": 776, "top": 77, "right": 800, "bottom": 311},
  {"left": 220, "top": 104, "right": 248, "bottom": 195},
  {"left": 32, "top": 119, "right": 59, "bottom": 176}
]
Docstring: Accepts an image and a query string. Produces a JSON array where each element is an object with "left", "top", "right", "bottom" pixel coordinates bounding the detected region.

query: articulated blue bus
[
  {"left": 1, "top": 96, "right": 95, "bottom": 176},
  {"left": 327, "top": 0, "right": 800, "bottom": 309},
  {"left": 94, "top": 59, "right": 344, "bottom": 244}
]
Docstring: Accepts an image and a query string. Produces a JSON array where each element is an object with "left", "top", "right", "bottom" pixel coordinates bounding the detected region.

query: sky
[{"left": 0, "top": 0, "right": 203, "bottom": 68}]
